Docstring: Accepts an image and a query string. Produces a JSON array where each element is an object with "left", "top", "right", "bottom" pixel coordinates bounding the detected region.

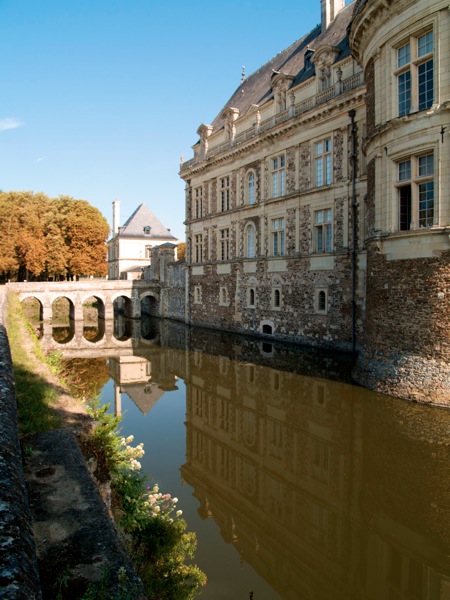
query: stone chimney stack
[
  {"left": 321, "top": 0, "right": 346, "bottom": 30},
  {"left": 113, "top": 199, "right": 120, "bottom": 235}
]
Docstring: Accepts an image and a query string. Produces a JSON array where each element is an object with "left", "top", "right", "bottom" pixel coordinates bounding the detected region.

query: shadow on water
[{"left": 42, "top": 316, "right": 450, "bottom": 600}]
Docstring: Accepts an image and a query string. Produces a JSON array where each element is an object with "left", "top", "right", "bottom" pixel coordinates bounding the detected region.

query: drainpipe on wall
[
  {"left": 185, "top": 180, "right": 192, "bottom": 326},
  {"left": 348, "top": 109, "right": 357, "bottom": 354}
]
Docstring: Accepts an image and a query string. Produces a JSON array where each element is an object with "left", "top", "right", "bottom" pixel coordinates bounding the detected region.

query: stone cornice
[{"left": 180, "top": 88, "right": 365, "bottom": 179}]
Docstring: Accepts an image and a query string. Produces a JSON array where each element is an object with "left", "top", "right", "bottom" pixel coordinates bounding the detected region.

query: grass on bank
[
  {"left": 7, "top": 292, "right": 207, "bottom": 599},
  {"left": 7, "top": 293, "right": 61, "bottom": 435}
]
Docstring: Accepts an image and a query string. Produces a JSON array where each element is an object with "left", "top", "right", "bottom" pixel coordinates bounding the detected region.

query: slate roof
[
  {"left": 118, "top": 203, "right": 177, "bottom": 240},
  {"left": 210, "top": 2, "right": 354, "bottom": 132}
]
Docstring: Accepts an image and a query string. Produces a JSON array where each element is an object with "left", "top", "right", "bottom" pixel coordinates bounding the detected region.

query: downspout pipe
[
  {"left": 185, "top": 180, "right": 192, "bottom": 327},
  {"left": 348, "top": 109, "right": 357, "bottom": 354}
]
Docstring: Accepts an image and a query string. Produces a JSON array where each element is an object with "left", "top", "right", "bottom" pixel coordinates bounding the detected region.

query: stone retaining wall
[{"left": 0, "top": 288, "right": 42, "bottom": 599}]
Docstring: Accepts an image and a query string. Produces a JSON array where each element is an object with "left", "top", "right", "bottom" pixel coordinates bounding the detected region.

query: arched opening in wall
[
  {"left": 52, "top": 323, "right": 75, "bottom": 344},
  {"left": 141, "top": 316, "right": 159, "bottom": 341},
  {"left": 83, "top": 296, "right": 105, "bottom": 321},
  {"left": 21, "top": 297, "right": 43, "bottom": 338},
  {"left": 262, "top": 324, "right": 273, "bottom": 335},
  {"left": 113, "top": 295, "right": 133, "bottom": 318},
  {"left": 113, "top": 316, "right": 131, "bottom": 341},
  {"left": 141, "top": 295, "right": 159, "bottom": 317},
  {"left": 82, "top": 295, "right": 105, "bottom": 342},
  {"left": 52, "top": 296, "right": 74, "bottom": 324}
]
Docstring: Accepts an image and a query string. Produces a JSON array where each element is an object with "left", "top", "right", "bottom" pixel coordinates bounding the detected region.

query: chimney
[
  {"left": 321, "top": 0, "right": 346, "bottom": 30},
  {"left": 113, "top": 200, "right": 120, "bottom": 235}
]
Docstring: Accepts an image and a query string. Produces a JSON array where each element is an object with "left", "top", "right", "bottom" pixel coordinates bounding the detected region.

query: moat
[{"left": 42, "top": 317, "right": 450, "bottom": 599}]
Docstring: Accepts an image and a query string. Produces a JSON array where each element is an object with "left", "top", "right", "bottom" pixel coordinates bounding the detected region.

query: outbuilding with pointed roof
[{"left": 107, "top": 201, "right": 178, "bottom": 280}]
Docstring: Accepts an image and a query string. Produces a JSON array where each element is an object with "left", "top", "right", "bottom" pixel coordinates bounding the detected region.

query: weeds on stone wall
[{"left": 84, "top": 398, "right": 207, "bottom": 600}]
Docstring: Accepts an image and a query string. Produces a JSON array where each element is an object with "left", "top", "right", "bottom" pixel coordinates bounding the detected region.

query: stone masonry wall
[
  {"left": 354, "top": 245, "right": 450, "bottom": 404},
  {"left": 189, "top": 250, "right": 363, "bottom": 353},
  {"left": 0, "top": 289, "right": 42, "bottom": 599}
]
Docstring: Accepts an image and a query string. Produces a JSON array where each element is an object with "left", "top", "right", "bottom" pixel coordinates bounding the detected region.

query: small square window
[
  {"left": 397, "top": 43, "right": 410, "bottom": 68},
  {"left": 398, "top": 160, "right": 411, "bottom": 181},
  {"left": 418, "top": 31, "right": 433, "bottom": 57},
  {"left": 418, "top": 154, "right": 433, "bottom": 177}
]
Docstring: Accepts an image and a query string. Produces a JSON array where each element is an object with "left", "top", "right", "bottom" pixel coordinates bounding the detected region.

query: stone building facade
[{"left": 179, "top": 0, "right": 450, "bottom": 403}]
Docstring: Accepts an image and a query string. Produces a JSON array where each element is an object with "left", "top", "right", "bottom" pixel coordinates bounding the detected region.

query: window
[
  {"left": 246, "top": 224, "right": 256, "bottom": 259},
  {"left": 315, "top": 209, "right": 333, "bottom": 253},
  {"left": 272, "top": 218, "right": 285, "bottom": 257},
  {"left": 219, "top": 228, "right": 230, "bottom": 260},
  {"left": 247, "top": 171, "right": 255, "bottom": 204},
  {"left": 143, "top": 226, "right": 151, "bottom": 235},
  {"left": 271, "top": 155, "right": 286, "bottom": 198},
  {"left": 194, "top": 234, "right": 203, "bottom": 263},
  {"left": 194, "top": 186, "right": 203, "bottom": 219},
  {"left": 194, "top": 286, "right": 202, "bottom": 304},
  {"left": 396, "top": 30, "right": 433, "bottom": 116},
  {"left": 248, "top": 287, "right": 256, "bottom": 308},
  {"left": 220, "top": 177, "right": 230, "bottom": 211},
  {"left": 316, "top": 289, "right": 328, "bottom": 314},
  {"left": 396, "top": 152, "right": 434, "bottom": 230},
  {"left": 219, "top": 286, "right": 229, "bottom": 306},
  {"left": 145, "top": 245, "right": 152, "bottom": 259},
  {"left": 319, "top": 67, "right": 332, "bottom": 91},
  {"left": 272, "top": 287, "right": 282, "bottom": 309},
  {"left": 315, "top": 139, "right": 332, "bottom": 186}
]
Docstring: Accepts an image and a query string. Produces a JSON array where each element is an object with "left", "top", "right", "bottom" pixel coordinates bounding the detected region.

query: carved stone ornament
[{"left": 312, "top": 45, "right": 342, "bottom": 69}]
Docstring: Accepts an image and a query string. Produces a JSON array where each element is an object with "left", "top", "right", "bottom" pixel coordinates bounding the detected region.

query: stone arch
[
  {"left": 140, "top": 291, "right": 160, "bottom": 317},
  {"left": 260, "top": 319, "right": 275, "bottom": 335},
  {"left": 52, "top": 295, "right": 76, "bottom": 322},
  {"left": 80, "top": 294, "right": 106, "bottom": 320},
  {"left": 112, "top": 293, "right": 133, "bottom": 318},
  {"left": 20, "top": 295, "right": 44, "bottom": 321}
]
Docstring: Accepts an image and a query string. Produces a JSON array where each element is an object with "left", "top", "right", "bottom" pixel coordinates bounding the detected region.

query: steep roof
[
  {"left": 118, "top": 203, "right": 177, "bottom": 240},
  {"left": 210, "top": 2, "right": 354, "bottom": 132}
]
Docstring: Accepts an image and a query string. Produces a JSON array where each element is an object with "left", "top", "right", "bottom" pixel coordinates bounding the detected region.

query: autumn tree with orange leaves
[{"left": 0, "top": 191, "right": 109, "bottom": 281}]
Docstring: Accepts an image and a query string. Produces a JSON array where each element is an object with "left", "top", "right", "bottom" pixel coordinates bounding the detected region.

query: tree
[
  {"left": 0, "top": 191, "right": 110, "bottom": 281},
  {"left": 176, "top": 242, "right": 186, "bottom": 262}
]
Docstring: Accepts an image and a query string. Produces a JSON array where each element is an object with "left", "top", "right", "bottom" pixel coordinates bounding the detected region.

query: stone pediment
[
  {"left": 311, "top": 45, "right": 341, "bottom": 68},
  {"left": 270, "top": 71, "right": 295, "bottom": 92}
]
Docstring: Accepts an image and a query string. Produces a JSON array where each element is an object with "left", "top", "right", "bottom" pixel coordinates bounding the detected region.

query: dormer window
[
  {"left": 312, "top": 45, "right": 341, "bottom": 94},
  {"left": 320, "top": 67, "right": 332, "bottom": 91},
  {"left": 143, "top": 226, "right": 151, "bottom": 235},
  {"left": 271, "top": 72, "right": 295, "bottom": 114},
  {"left": 304, "top": 49, "right": 314, "bottom": 71}
]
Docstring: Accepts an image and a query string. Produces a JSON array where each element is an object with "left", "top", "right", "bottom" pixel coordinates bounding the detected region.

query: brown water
[{"left": 47, "top": 318, "right": 450, "bottom": 599}]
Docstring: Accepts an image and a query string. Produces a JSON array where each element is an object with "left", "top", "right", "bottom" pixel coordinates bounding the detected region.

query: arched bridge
[{"left": 6, "top": 280, "right": 161, "bottom": 321}]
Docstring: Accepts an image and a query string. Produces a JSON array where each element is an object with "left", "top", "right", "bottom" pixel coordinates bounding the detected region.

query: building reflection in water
[
  {"left": 109, "top": 353, "right": 178, "bottom": 416},
  {"left": 43, "top": 318, "right": 450, "bottom": 599},
  {"left": 180, "top": 349, "right": 450, "bottom": 600}
]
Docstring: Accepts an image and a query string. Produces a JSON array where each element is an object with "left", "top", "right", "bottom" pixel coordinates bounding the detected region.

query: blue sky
[{"left": 2, "top": 1, "right": 322, "bottom": 241}]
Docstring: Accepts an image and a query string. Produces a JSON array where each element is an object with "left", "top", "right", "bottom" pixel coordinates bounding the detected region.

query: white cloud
[
  {"left": 36, "top": 156, "right": 46, "bottom": 163},
  {"left": 0, "top": 118, "right": 24, "bottom": 132}
]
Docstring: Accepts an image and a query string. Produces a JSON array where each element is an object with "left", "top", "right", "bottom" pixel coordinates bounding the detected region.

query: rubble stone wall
[{"left": 0, "top": 289, "right": 42, "bottom": 599}]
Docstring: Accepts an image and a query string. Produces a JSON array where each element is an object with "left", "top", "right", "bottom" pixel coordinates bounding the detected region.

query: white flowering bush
[
  {"left": 119, "top": 435, "right": 145, "bottom": 471},
  {"left": 84, "top": 398, "right": 206, "bottom": 598},
  {"left": 145, "top": 484, "right": 183, "bottom": 521}
]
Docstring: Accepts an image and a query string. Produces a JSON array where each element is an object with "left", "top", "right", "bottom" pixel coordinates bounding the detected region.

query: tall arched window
[
  {"left": 246, "top": 224, "right": 255, "bottom": 259},
  {"left": 247, "top": 172, "right": 255, "bottom": 205}
]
